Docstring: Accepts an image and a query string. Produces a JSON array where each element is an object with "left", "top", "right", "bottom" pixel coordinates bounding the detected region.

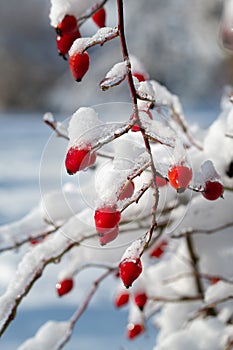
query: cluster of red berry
[{"left": 55, "top": 7, "right": 106, "bottom": 81}]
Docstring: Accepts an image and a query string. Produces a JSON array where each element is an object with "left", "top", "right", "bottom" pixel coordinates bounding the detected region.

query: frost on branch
[
  {"left": 18, "top": 321, "right": 70, "bottom": 350},
  {"left": 138, "top": 111, "right": 176, "bottom": 147},
  {"left": 69, "top": 27, "right": 119, "bottom": 55},
  {"left": 100, "top": 61, "right": 127, "bottom": 90},
  {"left": 0, "top": 209, "right": 95, "bottom": 334},
  {"left": 121, "top": 233, "right": 148, "bottom": 262}
]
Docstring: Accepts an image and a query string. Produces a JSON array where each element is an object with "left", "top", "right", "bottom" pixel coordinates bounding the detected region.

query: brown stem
[
  {"left": 185, "top": 233, "right": 217, "bottom": 316},
  {"left": 117, "top": 0, "right": 158, "bottom": 249},
  {"left": 58, "top": 268, "right": 116, "bottom": 349}
]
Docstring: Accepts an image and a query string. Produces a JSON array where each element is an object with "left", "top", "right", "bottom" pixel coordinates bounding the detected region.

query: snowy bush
[{"left": 1, "top": 0, "right": 233, "bottom": 349}]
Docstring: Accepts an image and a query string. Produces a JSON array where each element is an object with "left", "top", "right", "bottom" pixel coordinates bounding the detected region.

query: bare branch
[
  {"left": 43, "top": 113, "right": 69, "bottom": 140},
  {"left": 172, "top": 222, "right": 233, "bottom": 239},
  {"left": 150, "top": 294, "right": 203, "bottom": 303},
  {"left": 57, "top": 268, "right": 116, "bottom": 349}
]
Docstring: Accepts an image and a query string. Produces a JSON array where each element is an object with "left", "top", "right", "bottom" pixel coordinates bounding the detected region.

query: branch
[
  {"left": 225, "top": 133, "right": 233, "bottom": 139},
  {"left": 185, "top": 233, "right": 216, "bottom": 316},
  {"left": 0, "top": 231, "right": 97, "bottom": 336},
  {"left": 150, "top": 294, "right": 203, "bottom": 303},
  {"left": 57, "top": 268, "right": 116, "bottom": 349},
  {"left": 43, "top": 113, "right": 69, "bottom": 140},
  {"left": 117, "top": 0, "right": 159, "bottom": 251},
  {"left": 0, "top": 226, "right": 58, "bottom": 254},
  {"left": 172, "top": 222, "right": 233, "bottom": 239}
]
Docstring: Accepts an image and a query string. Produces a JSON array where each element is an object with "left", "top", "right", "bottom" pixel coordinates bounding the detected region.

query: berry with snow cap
[
  {"left": 69, "top": 51, "right": 90, "bottom": 82},
  {"left": 56, "top": 15, "right": 78, "bottom": 35},
  {"left": 56, "top": 278, "right": 74, "bottom": 297},
  {"left": 119, "top": 258, "right": 142, "bottom": 288},
  {"left": 202, "top": 180, "right": 224, "bottom": 201},
  {"left": 134, "top": 291, "right": 147, "bottom": 310}
]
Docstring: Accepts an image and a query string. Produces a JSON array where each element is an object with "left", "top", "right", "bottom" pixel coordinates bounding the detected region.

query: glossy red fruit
[
  {"left": 114, "top": 291, "right": 130, "bottom": 308},
  {"left": 156, "top": 176, "right": 168, "bottom": 187},
  {"left": 69, "top": 51, "right": 90, "bottom": 81},
  {"left": 56, "top": 278, "right": 74, "bottom": 297},
  {"left": 168, "top": 165, "right": 192, "bottom": 191},
  {"left": 56, "top": 30, "right": 81, "bottom": 58},
  {"left": 92, "top": 7, "right": 106, "bottom": 28},
  {"left": 119, "top": 258, "right": 142, "bottom": 288},
  {"left": 134, "top": 292, "right": 147, "bottom": 310},
  {"left": 127, "top": 323, "right": 144, "bottom": 339},
  {"left": 202, "top": 181, "right": 224, "bottom": 201},
  {"left": 94, "top": 206, "right": 121, "bottom": 235},
  {"left": 56, "top": 15, "right": 78, "bottom": 35},
  {"left": 99, "top": 226, "right": 119, "bottom": 245},
  {"left": 132, "top": 72, "right": 146, "bottom": 82},
  {"left": 150, "top": 239, "right": 168, "bottom": 258},
  {"left": 119, "top": 181, "right": 135, "bottom": 200},
  {"left": 65, "top": 145, "right": 96, "bottom": 174}
]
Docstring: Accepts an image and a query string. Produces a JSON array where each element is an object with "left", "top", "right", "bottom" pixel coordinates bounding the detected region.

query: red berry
[
  {"left": 119, "top": 258, "right": 142, "bottom": 288},
  {"left": 168, "top": 165, "right": 192, "bottom": 191},
  {"left": 156, "top": 176, "right": 168, "bottom": 187},
  {"left": 56, "top": 15, "right": 78, "bottom": 35},
  {"left": 30, "top": 236, "right": 44, "bottom": 245},
  {"left": 65, "top": 145, "right": 96, "bottom": 174},
  {"left": 94, "top": 206, "right": 121, "bottom": 235},
  {"left": 210, "top": 277, "right": 220, "bottom": 285},
  {"left": 202, "top": 181, "right": 224, "bottom": 201},
  {"left": 134, "top": 292, "right": 147, "bottom": 310},
  {"left": 127, "top": 323, "right": 144, "bottom": 339},
  {"left": 150, "top": 239, "right": 168, "bottom": 258},
  {"left": 56, "top": 30, "right": 81, "bottom": 58},
  {"left": 99, "top": 226, "right": 119, "bottom": 245},
  {"left": 114, "top": 291, "right": 130, "bottom": 308},
  {"left": 69, "top": 51, "right": 90, "bottom": 81},
  {"left": 131, "top": 124, "right": 141, "bottom": 132},
  {"left": 132, "top": 72, "right": 146, "bottom": 82},
  {"left": 119, "top": 181, "right": 135, "bottom": 200},
  {"left": 56, "top": 278, "right": 74, "bottom": 297},
  {"left": 92, "top": 8, "right": 106, "bottom": 28}
]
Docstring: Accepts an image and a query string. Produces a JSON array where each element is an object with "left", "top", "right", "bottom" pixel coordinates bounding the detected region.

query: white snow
[
  {"left": 130, "top": 55, "right": 148, "bottom": 77},
  {"left": 18, "top": 320, "right": 70, "bottom": 350},
  {"left": 100, "top": 61, "right": 127, "bottom": 90},
  {"left": 69, "top": 27, "right": 118, "bottom": 56},
  {"left": 205, "top": 281, "right": 233, "bottom": 304},
  {"left": 49, "top": 0, "right": 97, "bottom": 27},
  {"left": 67, "top": 107, "right": 102, "bottom": 147}
]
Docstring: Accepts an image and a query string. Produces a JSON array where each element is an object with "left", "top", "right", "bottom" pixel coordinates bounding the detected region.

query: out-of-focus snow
[{"left": 18, "top": 320, "right": 70, "bottom": 350}]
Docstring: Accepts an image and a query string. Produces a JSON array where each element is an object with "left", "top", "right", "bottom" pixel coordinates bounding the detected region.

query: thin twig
[
  {"left": 78, "top": 0, "right": 109, "bottom": 26},
  {"left": 58, "top": 268, "right": 116, "bottom": 349},
  {"left": 150, "top": 294, "right": 203, "bottom": 303},
  {"left": 172, "top": 222, "right": 233, "bottom": 239}
]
